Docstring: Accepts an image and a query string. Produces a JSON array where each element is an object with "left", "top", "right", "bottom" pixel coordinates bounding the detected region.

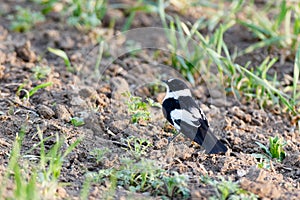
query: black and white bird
[{"left": 162, "top": 78, "right": 227, "bottom": 154}]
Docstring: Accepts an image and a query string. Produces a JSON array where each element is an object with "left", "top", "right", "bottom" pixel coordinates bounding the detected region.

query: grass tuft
[
  {"left": 123, "top": 91, "right": 161, "bottom": 124},
  {"left": 0, "top": 126, "right": 81, "bottom": 199},
  {"left": 256, "top": 136, "right": 286, "bottom": 162}
]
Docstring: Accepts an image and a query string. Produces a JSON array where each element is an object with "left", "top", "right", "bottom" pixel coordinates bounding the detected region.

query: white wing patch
[
  {"left": 172, "top": 89, "right": 191, "bottom": 99},
  {"left": 190, "top": 107, "right": 207, "bottom": 121},
  {"left": 190, "top": 107, "right": 201, "bottom": 118},
  {"left": 170, "top": 109, "right": 201, "bottom": 128},
  {"left": 164, "top": 89, "right": 191, "bottom": 101}
]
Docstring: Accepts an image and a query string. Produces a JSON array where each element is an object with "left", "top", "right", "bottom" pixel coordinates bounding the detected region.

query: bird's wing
[
  {"left": 176, "top": 95, "right": 209, "bottom": 127},
  {"left": 170, "top": 109, "right": 200, "bottom": 129}
]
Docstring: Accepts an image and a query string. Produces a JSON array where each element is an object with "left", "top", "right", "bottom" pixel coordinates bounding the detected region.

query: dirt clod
[
  {"left": 15, "top": 40, "right": 36, "bottom": 62},
  {"left": 54, "top": 104, "right": 72, "bottom": 122},
  {"left": 37, "top": 105, "right": 55, "bottom": 119},
  {"left": 1, "top": 2, "right": 300, "bottom": 199},
  {"left": 110, "top": 76, "right": 129, "bottom": 100}
]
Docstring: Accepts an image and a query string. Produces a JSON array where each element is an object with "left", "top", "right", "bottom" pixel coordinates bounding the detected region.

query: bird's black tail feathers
[
  {"left": 207, "top": 139, "right": 228, "bottom": 154},
  {"left": 193, "top": 127, "right": 227, "bottom": 154}
]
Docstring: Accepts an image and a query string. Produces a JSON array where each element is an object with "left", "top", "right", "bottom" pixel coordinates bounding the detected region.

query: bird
[{"left": 162, "top": 78, "right": 227, "bottom": 154}]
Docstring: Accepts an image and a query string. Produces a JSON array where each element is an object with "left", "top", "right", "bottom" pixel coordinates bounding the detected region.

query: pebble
[
  {"left": 0, "top": 26, "right": 8, "bottom": 41},
  {"left": 0, "top": 50, "right": 6, "bottom": 64},
  {"left": 37, "top": 105, "right": 55, "bottom": 119},
  {"left": 79, "top": 87, "right": 97, "bottom": 99},
  {"left": 58, "top": 35, "right": 75, "bottom": 49},
  {"left": 110, "top": 77, "right": 129, "bottom": 100},
  {"left": 0, "top": 65, "right": 5, "bottom": 79},
  {"left": 56, "top": 187, "right": 68, "bottom": 199},
  {"left": 15, "top": 40, "right": 36, "bottom": 62},
  {"left": 54, "top": 104, "right": 71, "bottom": 122}
]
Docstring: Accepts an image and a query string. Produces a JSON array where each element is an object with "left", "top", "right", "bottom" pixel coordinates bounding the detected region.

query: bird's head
[
  {"left": 162, "top": 78, "right": 189, "bottom": 92},
  {"left": 162, "top": 78, "right": 191, "bottom": 99}
]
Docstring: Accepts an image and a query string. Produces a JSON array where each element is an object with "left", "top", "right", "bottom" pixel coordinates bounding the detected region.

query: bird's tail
[{"left": 194, "top": 127, "right": 227, "bottom": 154}]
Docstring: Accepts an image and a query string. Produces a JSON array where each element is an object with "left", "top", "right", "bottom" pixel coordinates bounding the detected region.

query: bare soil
[{"left": 0, "top": 1, "right": 299, "bottom": 199}]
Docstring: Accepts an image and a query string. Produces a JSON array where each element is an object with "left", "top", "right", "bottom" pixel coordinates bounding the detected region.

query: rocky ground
[{"left": 0, "top": 1, "right": 299, "bottom": 199}]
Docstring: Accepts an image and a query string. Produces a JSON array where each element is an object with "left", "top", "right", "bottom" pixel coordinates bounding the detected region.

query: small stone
[
  {"left": 191, "top": 190, "right": 201, "bottom": 198},
  {"left": 210, "top": 89, "right": 224, "bottom": 98},
  {"left": 15, "top": 41, "right": 36, "bottom": 62},
  {"left": 110, "top": 77, "right": 129, "bottom": 100},
  {"left": 43, "top": 29, "right": 60, "bottom": 41},
  {"left": 54, "top": 104, "right": 71, "bottom": 122},
  {"left": 210, "top": 98, "right": 228, "bottom": 107},
  {"left": 0, "top": 26, "right": 8, "bottom": 41},
  {"left": 0, "top": 65, "right": 5, "bottom": 79},
  {"left": 79, "top": 87, "right": 97, "bottom": 99},
  {"left": 237, "top": 169, "right": 247, "bottom": 177},
  {"left": 0, "top": 50, "right": 6, "bottom": 64},
  {"left": 57, "top": 35, "right": 75, "bottom": 49},
  {"left": 37, "top": 105, "right": 55, "bottom": 119},
  {"left": 56, "top": 187, "right": 68, "bottom": 199},
  {"left": 103, "top": 9, "right": 124, "bottom": 27},
  {"left": 70, "top": 96, "right": 86, "bottom": 106}
]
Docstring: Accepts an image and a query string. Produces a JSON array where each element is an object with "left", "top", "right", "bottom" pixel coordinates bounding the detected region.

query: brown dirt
[{"left": 0, "top": 1, "right": 299, "bottom": 199}]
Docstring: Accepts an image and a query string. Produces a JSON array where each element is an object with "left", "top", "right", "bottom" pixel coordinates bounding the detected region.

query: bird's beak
[{"left": 162, "top": 80, "right": 167, "bottom": 83}]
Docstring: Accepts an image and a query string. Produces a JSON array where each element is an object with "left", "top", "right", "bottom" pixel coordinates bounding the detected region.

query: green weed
[
  {"left": 0, "top": 126, "right": 81, "bottom": 199},
  {"left": 32, "top": 0, "right": 59, "bottom": 14},
  {"left": 162, "top": 171, "right": 190, "bottom": 198},
  {"left": 89, "top": 157, "right": 190, "bottom": 198},
  {"left": 33, "top": 0, "right": 107, "bottom": 29},
  {"left": 29, "top": 82, "right": 53, "bottom": 98},
  {"left": 94, "top": 40, "right": 105, "bottom": 75},
  {"left": 233, "top": 57, "right": 285, "bottom": 109},
  {"left": 34, "top": 128, "right": 81, "bottom": 198},
  {"left": 256, "top": 136, "right": 286, "bottom": 162},
  {"left": 122, "top": 136, "right": 152, "bottom": 159},
  {"left": 252, "top": 153, "right": 272, "bottom": 170},
  {"left": 201, "top": 176, "right": 258, "bottom": 200},
  {"left": 31, "top": 66, "right": 51, "bottom": 80},
  {"left": 80, "top": 175, "right": 93, "bottom": 200},
  {"left": 0, "top": 127, "right": 39, "bottom": 199},
  {"left": 123, "top": 91, "right": 161, "bottom": 124},
  {"left": 9, "top": 6, "right": 45, "bottom": 32},
  {"left": 158, "top": 0, "right": 242, "bottom": 84},
  {"left": 293, "top": 45, "right": 300, "bottom": 105},
  {"left": 70, "top": 116, "right": 85, "bottom": 127},
  {"left": 66, "top": 0, "right": 107, "bottom": 28},
  {"left": 90, "top": 147, "right": 110, "bottom": 164},
  {"left": 252, "top": 136, "right": 286, "bottom": 169}
]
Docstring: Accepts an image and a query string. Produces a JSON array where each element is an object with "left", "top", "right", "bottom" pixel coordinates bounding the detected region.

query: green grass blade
[
  {"left": 238, "top": 36, "right": 286, "bottom": 56},
  {"left": 48, "top": 47, "right": 73, "bottom": 72},
  {"left": 29, "top": 82, "right": 53, "bottom": 97},
  {"left": 238, "top": 20, "right": 271, "bottom": 40},
  {"left": 26, "top": 170, "right": 37, "bottom": 200},
  {"left": 293, "top": 45, "right": 300, "bottom": 103},
  {"left": 62, "top": 137, "right": 82, "bottom": 158},
  {"left": 122, "top": 11, "right": 136, "bottom": 31},
  {"left": 274, "top": 0, "right": 288, "bottom": 30}
]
